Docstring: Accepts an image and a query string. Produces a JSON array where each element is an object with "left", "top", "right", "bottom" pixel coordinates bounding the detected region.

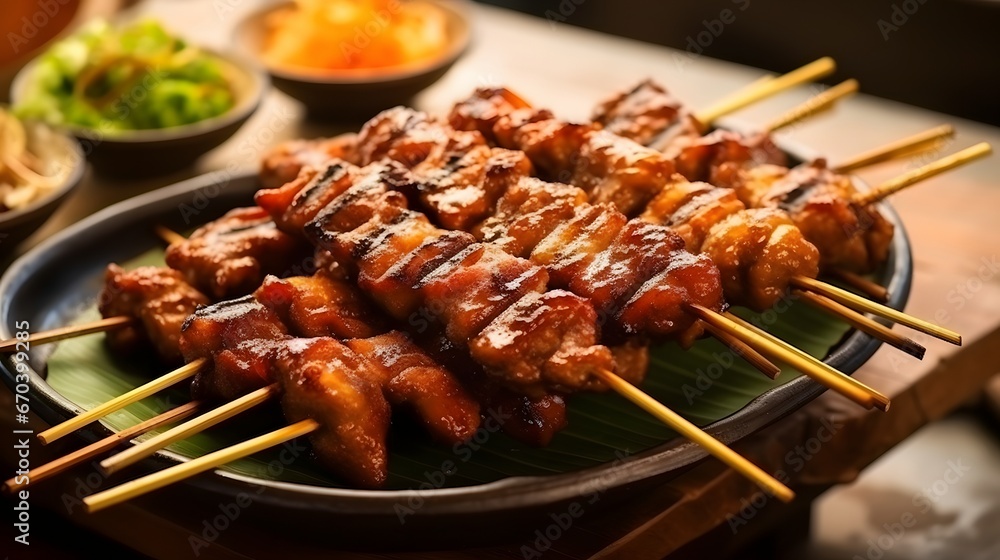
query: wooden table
[{"left": 4, "top": 1, "right": 1000, "bottom": 558}]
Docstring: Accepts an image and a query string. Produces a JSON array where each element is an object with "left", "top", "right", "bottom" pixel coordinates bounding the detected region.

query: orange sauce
[{"left": 262, "top": 0, "right": 450, "bottom": 73}]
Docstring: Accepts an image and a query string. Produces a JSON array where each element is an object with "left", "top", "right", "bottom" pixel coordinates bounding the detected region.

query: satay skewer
[
  {"left": 834, "top": 125, "right": 956, "bottom": 174},
  {"left": 791, "top": 276, "right": 961, "bottom": 346},
  {"left": 695, "top": 57, "right": 836, "bottom": 126},
  {"left": 854, "top": 142, "right": 992, "bottom": 206},
  {"left": 689, "top": 306, "right": 883, "bottom": 410},
  {"left": 154, "top": 225, "right": 187, "bottom": 245},
  {"left": 0, "top": 316, "right": 133, "bottom": 353},
  {"left": 37, "top": 358, "right": 207, "bottom": 445},
  {"left": 84, "top": 419, "right": 320, "bottom": 513},
  {"left": 826, "top": 270, "right": 889, "bottom": 303},
  {"left": 2, "top": 401, "right": 202, "bottom": 493},
  {"left": 100, "top": 385, "right": 279, "bottom": 475},
  {"left": 702, "top": 323, "right": 781, "bottom": 379},
  {"left": 794, "top": 290, "right": 924, "bottom": 359},
  {"left": 83, "top": 365, "right": 795, "bottom": 514},
  {"left": 764, "top": 79, "right": 859, "bottom": 133}
]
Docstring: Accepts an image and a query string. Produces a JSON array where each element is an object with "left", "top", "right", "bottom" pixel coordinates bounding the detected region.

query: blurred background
[{"left": 479, "top": 0, "right": 1000, "bottom": 126}]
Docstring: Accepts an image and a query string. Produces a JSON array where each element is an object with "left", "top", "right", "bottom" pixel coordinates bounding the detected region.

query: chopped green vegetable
[{"left": 15, "top": 19, "right": 235, "bottom": 132}]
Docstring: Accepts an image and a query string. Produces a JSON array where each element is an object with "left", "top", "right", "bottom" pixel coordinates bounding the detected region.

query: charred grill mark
[
  {"left": 668, "top": 189, "right": 729, "bottom": 227},
  {"left": 349, "top": 211, "right": 414, "bottom": 262},
  {"left": 776, "top": 176, "right": 826, "bottom": 212},
  {"left": 294, "top": 162, "right": 349, "bottom": 208}
]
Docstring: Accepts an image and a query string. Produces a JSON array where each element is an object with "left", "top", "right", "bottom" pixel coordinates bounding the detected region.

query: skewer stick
[
  {"left": 696, "top": 57, "right": 837, "bottom": 125},
  {"left": 593, "top": 368, "right": 793, "bottom": 502},
  {"left": 827, "top": 270, "right": 889, "bottom": 303},
  {"left": 0, "top": 316, "right": 133, "bottom": 353},
  {"left": 84, "top": 419, "right": 320, "bottom": 513},
  {"left": 765, "top": 79, "right": 859, "bottom": 132},
  {"left": 854, "top": 143, "right": 992, "bottom": 206},
  {"left": 833, "top": 125, "right": 955, "bottom": 173},
  {"left": 154, "top": 225, "right": 186, "bottom": 245},
  {"left": 704, "top": 324, "right": 781, "bottom": 379},
  {"left": 3, "top": 401, "right": 202, "bottom": 493},
  {"left": 38, "top": 358, "right": 208, "bottom": 445},
  {"left": 740, "top": 74, "right": 777, "bottom": 92},
  {"left": 101, "top": 385, "right": 279, "bottom": 475},
  {"left": 720, "top": 310, "right": 891, "bottom": 411},
  {"left": 791, "top": 276, "right": 961, "bottom": 345},
  {"left": 688, "top": 305, "right": 887, "bottom": 410},
  {"left": 795, "top": 290, "right": 925, "bottom": 359}
]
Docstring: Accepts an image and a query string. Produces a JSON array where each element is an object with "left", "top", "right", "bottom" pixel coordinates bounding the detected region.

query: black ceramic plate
[{"left": 0, "top": 170, "right": 911, "bottom": 548}]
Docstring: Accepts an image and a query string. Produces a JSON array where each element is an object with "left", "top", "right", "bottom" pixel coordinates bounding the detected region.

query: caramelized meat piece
[
  {"left": 574, "top": 130, "right": 679, "bottom": 216},
  {"left": 618, "top": 251, "right": 722, "bottom": 347},
  {"left": 494, "top": 113, "right": 595, "bottom": 183},
  {"left": 488, "top": 392, "right": 568, "bottom": 447},
  {"left": 165, "top": 207, "right": 311, "bottom": 299},
  {"left": 358, "top": 107, "right": 531, "bottom": 230},
  {"left": 474, "top": 176, "right": 588, "bottom": 258},
  {"left": 304, "top": 164, "right": 418, "bottom": 253},
  {"left": 530, "top": 204, "right": 627, "bottom": 287},
  {"left": 590, "top": 79, "right": 785, "bottom": 176},
  {"left": 743, "top": 161, "right": 894, "bottom": 273},
  {"left": 350, "top": 211, "right": 442, "bottom": 290},
  {"left": 365, "top": 230, "right": 476, "bottom": 321},
  {"left": 347, "top": 332, "right": 481, "bottom": 444},
  {"left": 469, "top": 290, "right": 614, "bottom": 396},
  {"left": 98, "top": 264, "right": 210, "bottom": 364},
  {"left": 419, "top": 244, "right": 549, "bottom": 344},
  {"left": 414, "top": 332, "right": 570, "bottom": 446},
  {"left": 568, "top": 220, "right": 685, "bottom": 321},
  {"left": 495, "top": 116, "right": 674, "bottom": 217},
  {"left": 254, "top": 274, "right": 388, "bottom": 339},
  {"left": 701, "top": 208, "right": 820, "bottom": 311},
  {"left": 256, "top": 162, "right": 358, "bottom": 236},
  {"left": 276, "top": 337, "right": 391, "bottom": 489},
  {"left": 259, "top": 133, "right": 358, "bottom": 190},
  {"left": 449, "top": 87, "right": 533, "bottom": 143},
  {"left": 180, "top": 296, "right": 289, "bottom": 401},
  {"left": 640, "top": 179, "right": 746, "bottom": 253},
  {"left": 592, "top": 79, "right": 688, "bottom": 147},
  {"left": 610, "top": 340, "right": 649, "bottom": 385},
  {"left": 415, "top": 147, "right": 533, "bottom": 231},
  {"left": 356, "top": 106, "right": 487, "bottom": 170},
  {"left": 414, "top": 144, "right": 495, "bottom": 229},
  {"left": 664, "top": 128, "right": 787, "bottom": 182}
]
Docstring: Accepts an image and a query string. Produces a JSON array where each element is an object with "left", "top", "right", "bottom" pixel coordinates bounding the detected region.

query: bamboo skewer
[
  {"left": 688, "top": 305, "right": 887, "bottom": 410},
  {"left": 154, "top": 225, "right": 186, "bottom": 245},
  {"left": 720, "top": 310, "right": 891, "bottom": 411},
  {"left": 827, "top": 270, "right": 889, "bottom": 303},
  {"left": 795, "top": 290, "right": 925, "bottom": 359},
  {"left": 85, "top": 419, "right": 321, "bottom": 513},
  {"left": 854, "top": 143, "right": 992, "bottom": 206},
  {"left": 101, "top": 385, "right": 280, "bottom": 475},
  {"left": 695, "top": 57, "right": 837, "bottom": 125},
  {"left": 833, "top": 125, "right": 956, "bottom": 174},
  {"left": 38, "top": 358, "right": 208, "bottom": 445},
  {"left": 3, "top": 401, "right": 202, "bottom": 494},
  {"left": 592, "top": 368, "right": 794, "bottom": 502},
  {"left": 703, "top": 323, "right": 781, "bottom": 379},
  {"left": 84, "top": 369, "right": 796, "bottom": 514},
  {"left": 765, "top": 79, "right": 859, "bottom": 133},
  {"left": 0, "top": 316, "right": 133, "bottom": 353},
  {"left": 791, "top": 276, "right": 961, "bottom": 345}
]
